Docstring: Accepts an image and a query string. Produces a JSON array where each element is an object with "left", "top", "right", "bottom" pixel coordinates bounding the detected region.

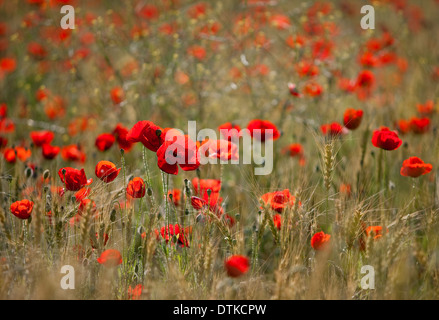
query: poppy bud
[
  {"left": 147, "top": 187, "right": 153, "bottom": 196},
  {"left": 43, "top": 169, "right": 50, "bottom": 179}
]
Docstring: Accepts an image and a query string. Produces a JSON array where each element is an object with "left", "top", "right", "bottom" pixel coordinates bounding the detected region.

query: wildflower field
[{"left": 1, "top": 0, "right": 439, "bottom": 301}]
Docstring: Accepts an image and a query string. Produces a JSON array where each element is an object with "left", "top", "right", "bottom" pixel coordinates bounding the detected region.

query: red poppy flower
[
  {"left": 282, "top": 143, "right": 303, "bottom": 157},
  {"left": 3, "top": 147, "right": 31, "bottom": 163},
  {"left": 224, "top": 255, "right": 250, "bottom": 278},
  {"left": 261, "top": 189, "right": 299, "bottom": 213},
  {"left": 417, "top": 100, "right": 435, "bottom": 116},
  {"left": 126, "top": 177, "right": 146, "bottom": 199},
  {"left": 273, "top": 214, "right": 282, "bottom": 230},
  {"left": 288, "top": 83, "right": 302, "bottom": 97},
  {"left": 28, "top": 42, "right": 47, "bottom": 59},
  {"left": 311, "top": 231, "right": 331, "bottom": 250},
  {"left": 112, "top": 124, "right": 133, "bottom": 152},
  {"left": 400, "top": 157, "right": 432, "bottom": 178},
  {"left": 78, "top": 199, "right": 97, "bottom": 216},
  {"left": 198, "top": 139, "right": 239, "bottom": 161},
  {"left": 75, "top": 188, "right": 91, "bottom": 202},
  {"left": 97, "top": 249, "right": 123, "bottom": 267},
  {"left": 157, "top": 224, "right": 190, "bottom": 247},
  {"left": 0, "top": 136, "right": 7, "bottom": 149},
  {"left": 30, "top": 130, "right": 54, "bottom": 147},
  {"left": 356, "top": 70, "right": 375, "bottom": 88},
  {"left": 128, "top": 285, "right": 143, "bottom": 300},
  {"left": 247, "top": 120, "right": 280, "bottom": 142},
  {"left": 270, "top": 14, "right": 291, "bottom": 30},
  {"left": 191, "top": 178, "right": 223, "bottom": 209},
  {"left": 10, "top": 200, "right": 34, "bottom": 220},
  {"left": 127, "top": 120, "right": 164, "bottom": 152},
  {"left": 61, "top": 145, "right": 86, "bottom": 163},
  {"left": 42, "top": 144, "right": 60, "bottom": 160},
  {"left": 218, "top": 122, "right": 241, "bottom": 142},
  {"left": 187, "top": 45, "right": 206, "bottom": 60},
  {"left": 371, "top": 127, "right": 402, "bottom": 151},
  {"left": 168, "top": 189, "right": 182, "bottom": 207},
  {"left": 95, "top": 133, "right": 115, "bottom": 152},
  {"left": 343, "top": 108, "right": 364, "bottom": 130},
  {"left": 0, "top": 118, "right": 15, "bottom": 133},
  {"left": 0, "top": 57, "right": 16, "bottom": 73},
  {"left": 303, "top": 81, "right": 323, "bottom": 97},
  {"left": 191, "top": 196, "right": 208, "bottom": 210},
  {"left": 58, "top": 167, "right": 93, "bottom": 191},
  {"left": 321, "top": 122, "right": 348, "bottom": 137},
  {"left": 110, "top": 86, "right": 124, "bottom": 105},
  {"left": 396, "top": 119, "right": 411, "bottom": 134},
  {"left": 95, "top": 161, "right": 121, "bottom": 183},
  {"left": 156, "top": 135, "right": 200, "bottom": 175},
  {"left": 365, "top": 226, "right": 388, "bottom": 240},
  {"left": 409, "top": 117, "right": 430, "bottom": 134},
  {"left": 0, "top": 103, "right": 7, "bottom": 119}
]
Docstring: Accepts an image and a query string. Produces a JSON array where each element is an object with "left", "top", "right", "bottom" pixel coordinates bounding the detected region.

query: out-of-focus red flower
[
  {"left": 0, "top": 136, "right": 7, "bottom": 149},
  {"left": 282, "top": 143, "right": 303, "bottom": 158},
  {"left": 156, "top": 136, "right": 200, "bottom": 175},
  {"left": 127, "top": 177, "right": 146, "bottom": 199},
  {"left": 61, "top": 145, "right": 86, "bottom": 163},
  {"left": 270, "top": 14, "right": 291, "bottom": 30},
  {"left": 168, "top": 189, "right": 182, "bottom": 207},
  {"left": 43, "top": 96, "right": 66, "bottom": 120},
  {"left": 95, "top": 161, "right": 121, "bottom": 183},
  {"left": 187, "top": 2, "right": 207, "bottom": 19},
  {"left": 187, "top": 45, "right": 206, "bottom": 60},
  {"left": 356, "top": 70, "right": 375, "bottom": 88},
  {"left": 0, "top": 118, "right": 15, "bottom": 133},
  {"left": 321, "top": 122, "right": 348, "bottom": 137},
  {"left": 42, "top": 144, "right": 60, "bottom": 160},
  {"left": 28, "top": 42, "right": 47, "bottom": 59},
  {"left": 30, "top": 130, "right": 54, "bottom": 147},
  {"left": 113, "top": 124, "right": 134, "bottom": 152},
  {"left": 3, "top": 147, "right": 31, "bottom": 163},
  {"left": 400, "top": 157, "right": 432, "bottom": 178},
  {"left": 10, "top": 200, "right": 34, "bottom": 220},
  {"left": 58, "top": 167, "right": 93, "bottom": 191},
  {"left": 224, "top": 255, "right": 250, "bottom": 278},
  {"left": 340, "top": 184, "right": 352, "bottom": 197},
  {"left": 288, "top": 83, "right": 302, "bottom": 97},
  {"left": 0, "top": 103, "right": 7, "bottom": 119},
  {"left": 304, "top": 81, "right": 323, "bottom": 97},
  {"left": 343, "top": 108, "right": 364, "bottom": 130},
  {"left": 338, "top": 78, "right": 357, "bottom": 93},
  {"left": 311, "top": 231, "right": 331, "bottom": 251},
  {"left": 365, "top": 226, "right": 388, "bottom": 240},
  {"left": 296, "top": 60, "right": 319, "bottom": 77},
  {"left": 95, "top": 133, "right": 115, "bottom": 152},
  {"left": 247, "top": 119, "right": 280, "bottom": 142},
  {"left": 396, "top": 119, "right": 411, "bottom": 135},
  {"left": 371, "top": 127, "right": 402, "bottom": 151},
  {"left": 110, "top": 86, "right": 124, "bottom": 105},
  {"left": 97, "top": 249, "right": 122, "bottom": 267},
  {"left": 0, "top": 57, "right": 16, "bottom": 73},
  {"left": 136, "top": 4, "right": 160, "bottom": 20},
  {"left": 261, "top": 189, "right": 299, "bottom": 213},
  {"left": 128, "top": 284, "right": 143, "bottom": 300},
  {"left": 409, "top": 117, "right": 430, "bottom": 134},
  {"left": 273, "top": 214, "right": 282, "bottom": 230},
  {"left": 417, "top": 100, "right": 435, "bottom": 116},
  {"left": 218, "top": 122, "right": 242, "bottom": 142},
  {"left": 198, "top": 139, "right": 239, "bottom": 161}
]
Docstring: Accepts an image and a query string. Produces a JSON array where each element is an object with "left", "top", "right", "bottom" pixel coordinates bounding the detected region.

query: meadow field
[{"left": 0, "top": 0, "right": 439, "bottom": 300}]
